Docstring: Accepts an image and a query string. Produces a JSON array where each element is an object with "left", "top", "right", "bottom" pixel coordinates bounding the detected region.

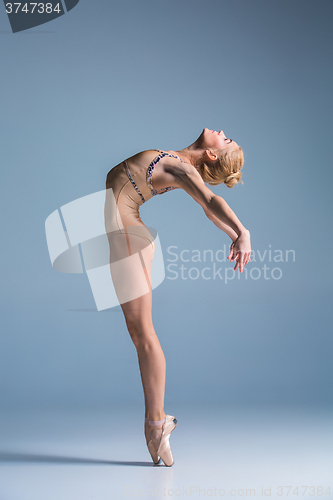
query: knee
[{"left": 125, "top": 318, "right": 154, "bottom": 348}]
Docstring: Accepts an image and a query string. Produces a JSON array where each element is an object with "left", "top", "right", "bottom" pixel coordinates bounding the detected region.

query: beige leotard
[{"left": 104, "top": 150, "right": 183, "bottom": 252}]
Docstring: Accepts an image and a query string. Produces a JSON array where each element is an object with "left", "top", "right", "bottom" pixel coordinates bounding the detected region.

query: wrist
[{"left": 237, "top": 228, "right": 250, "bottom": 238}]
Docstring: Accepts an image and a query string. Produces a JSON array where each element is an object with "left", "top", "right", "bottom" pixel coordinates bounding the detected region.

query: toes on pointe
[{"left": 145, "top": 415, "right": 177, "bottom": 466}]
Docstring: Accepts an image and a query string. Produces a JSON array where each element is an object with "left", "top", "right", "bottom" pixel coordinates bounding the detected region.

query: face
[{"left": 199, "top": 128, "right": 238, "bottom": 152}]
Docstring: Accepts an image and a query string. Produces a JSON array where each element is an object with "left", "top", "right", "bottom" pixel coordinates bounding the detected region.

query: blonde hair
[{"left": 198, "top": 146, "right": 244, "bottom": 188}]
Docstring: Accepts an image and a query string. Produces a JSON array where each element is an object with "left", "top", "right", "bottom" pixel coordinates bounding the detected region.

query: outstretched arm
[
  {"left": 204, "top": 195, "right": 251, "bottom": 272},
  {"left": 203, "top": 207, "right": 239, "bottom": 242},
  {"left": 169, "top": 161, "right": 251, "bottom": 272}
]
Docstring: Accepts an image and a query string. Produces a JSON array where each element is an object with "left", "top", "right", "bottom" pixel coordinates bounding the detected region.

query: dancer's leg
[
  {"left": 120, "top": 291, "right": 166, "bottom": 423},
  {"left": 108, "top": 231, "right": 166, "bottom": 423}
]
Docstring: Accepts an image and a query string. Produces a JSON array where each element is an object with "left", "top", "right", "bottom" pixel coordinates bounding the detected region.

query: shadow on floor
[{"left": 0, "top": 451, "right": 160, "bottom": 467}]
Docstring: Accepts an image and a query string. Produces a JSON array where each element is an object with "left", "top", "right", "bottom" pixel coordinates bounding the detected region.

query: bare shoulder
[
  {"left": 158, "top": 152, "right": 200, "bottom": 180},
  {"left": 160, "top": 153, "right": 216, "bottom": 208}
]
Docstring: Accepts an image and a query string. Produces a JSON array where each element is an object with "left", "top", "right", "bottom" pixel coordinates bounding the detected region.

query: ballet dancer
[{"left": 104, "top": 128, "right": 251, "bottom": 466}]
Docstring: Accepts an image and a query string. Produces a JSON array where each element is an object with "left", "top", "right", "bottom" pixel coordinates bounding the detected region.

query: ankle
[
  {"left": 148, "top": 416, "right": 166, "bottom": 426},
  {"left": 146, "top": 411, "right": 166, "bottom": 423}
]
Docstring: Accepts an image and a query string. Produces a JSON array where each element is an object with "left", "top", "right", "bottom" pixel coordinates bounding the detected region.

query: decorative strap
[
  {"left": 123, "top": 160, "right": 146, "bottom": 203},
  {"left": 148, "top": 417, "right": 166, "bottom": 426},
  {"left": 147, "top": 151, "right": 180, "bottom": 196}
]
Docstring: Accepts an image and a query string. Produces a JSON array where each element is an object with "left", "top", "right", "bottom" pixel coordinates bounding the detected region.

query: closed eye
[{"left": 225, "top": 138, "right": 233, "bottom": 144}]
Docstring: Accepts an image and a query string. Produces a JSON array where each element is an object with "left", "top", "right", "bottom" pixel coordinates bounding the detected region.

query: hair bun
[{"left": 224, "top": 171, "right": 243, "bottom": 188}]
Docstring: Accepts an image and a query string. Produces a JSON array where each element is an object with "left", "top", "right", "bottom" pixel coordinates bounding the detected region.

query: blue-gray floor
[{"left": 0, "top": 404, "right": 332, "bottom": 500}]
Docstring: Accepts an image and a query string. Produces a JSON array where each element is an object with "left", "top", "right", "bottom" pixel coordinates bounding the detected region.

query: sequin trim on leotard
[
  {"left": 147, "top": 150, "right": 185, "bottom": 196},
  {"left": 123, "top": 151, "right": 186, "bottom": 203},
  {"left": 123, "top": 159, "right": 146, "bottom": 203}
]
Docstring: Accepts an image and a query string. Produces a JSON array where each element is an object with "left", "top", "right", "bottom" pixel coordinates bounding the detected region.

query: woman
[{"left": 104, "top": 128, "right": 251, "bottom": 466}]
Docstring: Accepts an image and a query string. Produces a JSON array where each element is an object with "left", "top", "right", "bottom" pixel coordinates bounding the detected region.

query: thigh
[
  {"left": 107, "top": 231, "right": 154, "bottom": 307},
  {"left": 120, "top": 289, "right": 153, "bottom": 335}
]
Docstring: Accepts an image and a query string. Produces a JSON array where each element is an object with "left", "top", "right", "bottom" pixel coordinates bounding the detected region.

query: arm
[
  {"left": 205, "top": 194, "right": 249, "bottom": 238},
  {"left": 203, "top": 207, "right": 239, "bottom": 242},
  {"left": 169, "top": 160, "right": 251, "bottom": 272},
  {"left": 204, "top": 198, "right": 251, "bottom": 272}
]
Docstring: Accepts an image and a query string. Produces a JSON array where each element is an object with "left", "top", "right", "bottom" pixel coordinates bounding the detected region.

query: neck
[{"left": 175, "top": 146, "right": 204, "bottom": 169}]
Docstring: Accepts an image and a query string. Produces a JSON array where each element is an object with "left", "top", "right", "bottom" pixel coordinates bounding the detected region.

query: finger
[
  {"left": 238, "top": 253, "right": 244, "bottom": 272},
  {"left": 231, "top": 250, "right": 238, "bottom": 262}
]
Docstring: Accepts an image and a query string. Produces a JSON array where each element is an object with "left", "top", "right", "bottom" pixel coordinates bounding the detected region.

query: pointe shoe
[
  {"left": 145, "top": 418, "right": 161, "bottom": 464},
  {"left": 149, "top": 415, "right": 177, "bottom": 467}
]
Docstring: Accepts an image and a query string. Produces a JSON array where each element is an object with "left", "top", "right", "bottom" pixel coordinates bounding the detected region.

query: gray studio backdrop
[{"left": 0, "top": 0, "right": 332, "bottom": 411}]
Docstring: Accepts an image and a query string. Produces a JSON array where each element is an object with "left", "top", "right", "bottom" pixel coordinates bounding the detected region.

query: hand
[{"left": 227, "top": 231, "right": 251, "bottom": 273}]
